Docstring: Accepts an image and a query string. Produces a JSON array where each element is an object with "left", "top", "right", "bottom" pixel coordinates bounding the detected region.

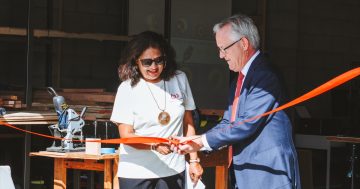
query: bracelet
[{"left": 189, "top": 158, "right": 200, "bottom": 163}]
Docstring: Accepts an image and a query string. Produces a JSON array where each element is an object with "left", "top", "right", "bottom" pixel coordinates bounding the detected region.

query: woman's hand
[
  {"left": 189, "top": 162, "right": 203, "bottom": 186},
  {"left": 153, "top": 143, "right": 172, "bottom": 155}
]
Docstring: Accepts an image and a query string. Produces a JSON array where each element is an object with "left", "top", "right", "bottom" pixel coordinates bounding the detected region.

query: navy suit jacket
[{"left": 205, "top": 53, "right": 301, "bottom": 189}]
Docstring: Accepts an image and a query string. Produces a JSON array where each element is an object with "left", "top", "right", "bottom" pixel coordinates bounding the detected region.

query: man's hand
[{"left": 170, "top": 135, "right": 204, "bottom": 154}]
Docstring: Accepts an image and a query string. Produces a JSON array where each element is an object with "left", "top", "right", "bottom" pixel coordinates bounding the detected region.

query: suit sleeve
[{"left": 205, "top": 71, "right": 282, "bottom": 150}]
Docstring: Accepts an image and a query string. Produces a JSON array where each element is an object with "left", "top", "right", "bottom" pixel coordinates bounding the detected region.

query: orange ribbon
[
  {"left": 230, "top": 67, "right": 360, "bottom": 128},
  {"left": 0, "top": 120, "right": 179, "bottom": 144},
  {"left": 1, "top": 67, "right": 360, "bottom": 144}
]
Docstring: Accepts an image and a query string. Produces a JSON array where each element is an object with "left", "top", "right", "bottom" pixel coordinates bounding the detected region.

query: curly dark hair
[{"left": 118, "top": 31, "right": 177, "bottom": 86}]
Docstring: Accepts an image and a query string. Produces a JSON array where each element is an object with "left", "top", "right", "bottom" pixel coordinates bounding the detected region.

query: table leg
[
  {"left": 54, "top": 158, "right": 66, "bottom": 189},
  {"left": 113, "top": 157, "right": 119, "bottom": 189},
  {"left": 215, "top": 165, "right": 228, "bottom": 189},
  {"left": 104, "top": 160, "right": 112, "bottom": 189},
  {"left": 23, "top": 125, "right": 31, "bottom": 189}
]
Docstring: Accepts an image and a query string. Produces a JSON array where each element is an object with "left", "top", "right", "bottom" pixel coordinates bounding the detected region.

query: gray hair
[{"left": 213, "top": 14, "right": 260, "bottom": 50}]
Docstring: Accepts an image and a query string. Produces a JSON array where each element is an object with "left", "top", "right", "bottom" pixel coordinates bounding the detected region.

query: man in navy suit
[{"left": 171, "top": 14, "right": 301, "bottom": 189}]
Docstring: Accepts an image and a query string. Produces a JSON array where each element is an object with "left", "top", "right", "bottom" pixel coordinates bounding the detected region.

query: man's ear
[{"left": 241, "top": 37, "right": 249, "bottom": 51}]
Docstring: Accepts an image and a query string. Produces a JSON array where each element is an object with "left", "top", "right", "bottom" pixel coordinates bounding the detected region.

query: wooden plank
[
  {"left": 0, "top": 118, "right": 57, "bottom": 121},
  {"left": 0, "top": 112, "right": 58, "bottom": 123},
  {"left": 30, "top": 151, "right": 66, "bottom": 157},
  {"left": 2, "top": 111, "right": 57, "bottom": 117},
  {"left": 31, "top": 103, "right": 112, "bottom": 114},
  {"left": 0, "top": 27, "right": 26, "bottom": 36},
  {"left": 0, "top": 95, "right": 18, "bottom": 100},
  {"left": 65, "top": 160, "right": 104, "bottom": 171},
  {"left": 3, "top": 121, "right": 57, "bottom": 125},
  {"left": 60, "top": 93, "right": 115, "bottom": 103},
  {"left": 1, "top": 104, "right": 23, "bottom": 109},
  {"left": 84, "top": 113, "right": 110, "bottom": 120},
  {"left": 0, "top": 109, "right": 110, "bottom": 123},
  {"left": 1, "top": 114, "right": 57, "bottom": 118},
  {"left": 327, "top": 136, "right": 360, "bottom": 143},
  {"left": 61, "top": 88, "right": 105, "bottom": 93},
  {"left": 0, "top": 118, "right": 58, "bottom": 121},
  {"left": 0, "top": 117, "right": 58, "bottom": 120},
  {"left": 30, "top": 151, "right": 118, "bottom": 160},
  {"left": 32, "top": 91, "right": 115, "bottom": 104},
  {"left": 2, "top": 100, "right": 22, "bottom": 105}
]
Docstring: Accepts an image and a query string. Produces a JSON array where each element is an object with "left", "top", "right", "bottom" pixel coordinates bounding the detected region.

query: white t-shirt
[{"left": 110, "top": 71, "right": 196, "bottom": 178}]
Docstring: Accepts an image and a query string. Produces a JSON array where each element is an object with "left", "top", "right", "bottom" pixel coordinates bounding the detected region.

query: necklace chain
[{"left": 145, "top": 80, "right": 166, "bottom": 112}]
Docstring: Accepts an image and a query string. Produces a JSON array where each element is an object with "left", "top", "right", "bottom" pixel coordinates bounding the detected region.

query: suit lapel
[{"left": 237, "top": 53, "right": 265, "bottom": 116}]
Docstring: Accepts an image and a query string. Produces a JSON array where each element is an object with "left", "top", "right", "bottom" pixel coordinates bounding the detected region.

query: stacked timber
[
  {"left": 0, "top": 95, "right": 24, "bottom": 109},
  {"left": 0, "top": 88, "right": 115, "bottom": 121},
  {"left": 31, "top": 103, "right": 113, "bottom": 120},
  {"left": 31, "top": 88, "right": 114, "bottom": 120},
  {"left": 0, "top": 111, "right": 57, "bottom": 125},
  {"left": 32, "top": 88, "right": 115, "bottom": 105}
]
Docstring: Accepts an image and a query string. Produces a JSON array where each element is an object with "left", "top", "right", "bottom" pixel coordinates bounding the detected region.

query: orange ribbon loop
[{"left": 1, "top": 67, "right": 360, "bottom": 145}]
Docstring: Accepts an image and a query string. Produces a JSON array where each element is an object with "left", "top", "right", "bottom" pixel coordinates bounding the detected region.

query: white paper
[{"left": 185, "top": 162, "right": 206, "bottom": 189}]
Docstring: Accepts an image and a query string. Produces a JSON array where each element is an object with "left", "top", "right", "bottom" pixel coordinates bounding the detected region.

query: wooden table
[
  {"left": 0, "top": 110, "right": 112, "bottom": 188},
  {"left": 30, "top": 151, "right": 119, "bottom": 189},
  {"left": 30, "top": 149, "right": 228, "bottom": 189}
]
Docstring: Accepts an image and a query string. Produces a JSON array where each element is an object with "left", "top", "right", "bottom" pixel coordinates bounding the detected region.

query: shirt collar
[{"left": 241, "top": 50, "right": 260, "bottom": 77}]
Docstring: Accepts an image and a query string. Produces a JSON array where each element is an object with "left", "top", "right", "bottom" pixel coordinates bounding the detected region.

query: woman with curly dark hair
[{"left": 111, "top": 31, "right": 203, "bottom": 189}]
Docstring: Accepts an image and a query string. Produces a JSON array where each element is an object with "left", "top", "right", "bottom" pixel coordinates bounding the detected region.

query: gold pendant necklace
[{"left": 145, "top": 80, "right": 170, "bottom": 125}]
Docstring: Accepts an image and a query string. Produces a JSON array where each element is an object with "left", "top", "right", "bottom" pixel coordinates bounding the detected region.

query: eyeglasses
[
  {"left": 138, "top": 56, "right": 166, "bottom": 67},
  {"left": 218, "top": 37, "right": 242, "bottom": 54}
]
